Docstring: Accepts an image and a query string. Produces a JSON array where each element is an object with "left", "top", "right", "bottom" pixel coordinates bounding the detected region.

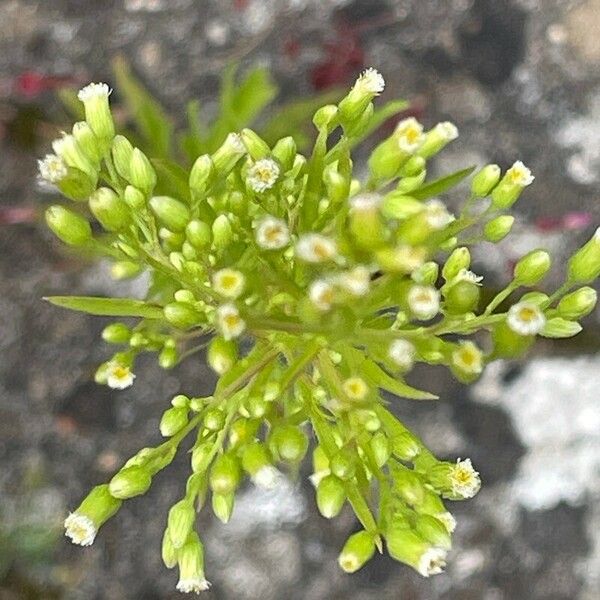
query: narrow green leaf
[
  {"left": 363, "top": 360, "right": 438, "bottom": 400},
  {"left": 411, "top": 166, "right": 476, "bottom": 200},
  {"left": 152, "top": 159, "right": 191, "bottom": 201},
  {"left": 45, "top": 296, "right": 163, "bottom": 318}
]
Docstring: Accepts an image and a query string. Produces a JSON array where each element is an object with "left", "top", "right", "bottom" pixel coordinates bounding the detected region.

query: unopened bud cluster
[{"left": 43, "top": 68, "right": 598, "bottom": 590}]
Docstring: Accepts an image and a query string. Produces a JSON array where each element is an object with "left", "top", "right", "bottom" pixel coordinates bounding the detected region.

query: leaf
[
  {"left": 179, "top": 100, "right": 206, "bottom": 161},
  {"left": 541, "top": 317, "right": 582, "bottom": 338},
  {"left": 45, "top": 296, "right": 163, "bottom": 318},
  {"left": 152, "top": 158, "right": 191, "bottom": 201},
  {"left": 411, "top": 166, "right": 476, "bottom": 200},
  {"left": 363, "top": 359, "right": 438, "bottom": 400},
  {"left": 344, "top": 482, "right": 380, "bottom": 536}
]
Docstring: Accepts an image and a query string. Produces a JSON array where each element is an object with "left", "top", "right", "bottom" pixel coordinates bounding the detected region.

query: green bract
[{"left": 43, "top": 66, "right": 599, "bottom": 591}]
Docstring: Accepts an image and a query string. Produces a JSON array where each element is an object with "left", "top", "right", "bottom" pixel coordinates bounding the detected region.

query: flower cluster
[{"left": 41, "top": 69, "right": 600, "bottom": 591}]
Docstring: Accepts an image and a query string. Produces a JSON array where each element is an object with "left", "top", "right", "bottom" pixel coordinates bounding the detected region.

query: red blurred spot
[
  {"left": 283, "top": 36, "right": 301, "bottom": 60},
  {"left": 13, "top": 71, "right": 76, "bottom": 99},
  {"left": 535, "top": 216, "right": 562, "bottom": 232},
  {"left": 0, "top": 206, "right": 38, "bottom": 225},
  {"left": 233, "top": 0, "right": 249, "bottom": 10},
  {"left": 55, "top": 415, "right": 78, "bottom": 437},
  {"left": 563, "top": 211, "right": 593, "bottom": 231}
]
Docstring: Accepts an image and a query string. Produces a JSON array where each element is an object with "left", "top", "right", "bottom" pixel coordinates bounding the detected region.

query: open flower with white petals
[
  {"left": 309, "top": 279, "right": 336, "bottom": 311},
  {"left": 396, "top": 117, "right": 425, "bottom": 153},
  {"left": 506, "top": 160, "right": 534, "bottom": 187},
  {"left": 507, "top": 301, "right": 546, "bottom": 336},
  {"left": 106, "top": 362, "right": 135, "bottom": 390},
  {"left": 64, "top": 512, "right": 97, "bottom": 546},
  {"left": 355, "top": 67, "right": 385, "bottom": 95},
  {"left": 449, "top": 458, "right": 481, "bottom": 499},
  {"left": 212, "top": 268, "right": 245, "bottom": 299},
  {"left": 389, "top": 339, "right": 416, "bottom": 370},
  {"left": 38, "top": 154, "right": 68, "bottom": 184},
  {"left": 452, "top": 341, "right": 483, "bottom": 375},
  {"left": 349, "top": 193, "right": 381, "bottom": 213},
  {"left": 407, "top": 285, "right": 440, "bottom": 320},
  {"left": 176, "top": 578, "right": 211, "bottom": 594},
  {"left": 342, "top": 376, "right": 369, "bottom": 401},
  {"left": 337, "top": 266, "right": 371, "bottom": 296},
  {"left": 216, "top": 304, "right": 246, "bottom": 340},
  {"left": 434, "top": 121, "right": 459, "bottom": 141},
  {"left": 255, "top": 215, "right": 290, "bottom": 249},
  {"left": 295, "top": 233, "right": 337, "bottom": 263},
  {"left": 424, "top": 200, "right": 455, "bottom": 230},
  {"left": 247, "top": 158, "right": 280, "bottom": 192},
  {"left": 417, "top": 547, "right": 448, "bottom": 577}
]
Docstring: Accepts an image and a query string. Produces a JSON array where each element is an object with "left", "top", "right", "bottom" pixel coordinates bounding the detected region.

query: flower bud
[
  {"left": 176, "top": 531, "right": 210, "bottom": 594},
  {"left": 191, "top": 443, "right": 212, "bottom": 474},
  {"left": 568, "top": 228, "right": 600, "bottom": 283},
  {"left": 348, "top": 193, "right": 387, "bottom": 250},
  {"left": 129, "top": 148, "right": 157, "bottom": 195},
  {"left": 122, "top": 185, "right": 145, "bottom": 210},
  {"left": 112, "top": 135, "right": 134, "bottom": 180},
  {"left": 313, "top": 105, "right": 339, "bottom": 132},
  {"left": 338, "top": 530, "right": 376, "bottom": 573},
  {"left": 204, "top": 408, "right": 225, "bottom": 431},
  {"left": 211, "top": 133, "right": 246, "bottom": 174},
  {"left": 207, "top": 337, "right": 237, "bottom": 375},
  {"left": 57, "top": 167, "right": 97, "bottom": 201},
  {"left": 185, "top": 219, "right": 212, "bottom": 249},
  {"left": 159, "top": 406, "right": 189, "bottom": 437},
  {"left": 339, "top": 68, "right": 385, "bottom": 125},
  {"left": 491, "top": 161, "right": 534, "bottom": 209},
  {"left": 442, "top": 247, "right": 470, "bottom": 282},
  {"left": 72, "top": 121, "right": 102, "bottom": 163},
  {"left": 108, "top": 465, "right": 152, "bottom": 499},
  {"left": 426, "top": 458, "right": 481, "bottom": 500},
  {"left": 444, "top": 280, "right": 481, "bottom": 314},
  {"left": 189, "top": 154, "right": 214, "bottom": 196},
  {"left": 386, "top": 525, "right": 447, "bottom": 577},
  {"left": 484, "top": 215, "right": 514, "bottom": 242},
  {"left": 324, "top": 168, "right": 350, "bottom": 204},
  {"left": 163, "top": 302, "right": 201, "bottom": 330},
  {"left": 111, "top": 260, "right": 142, "bottom": 280},
  {"left": 316, "top": 474, "right": 346, "bottom": 518},
  {"left": 471, "top": 164, "right": 501, "bottom": 197},
  {"left": 212, "top": 214, "right": 234, "bottom": 250},
  {"left": 330, "top": 449, "right": 356, "bottom": 481},
  {"left": 558, "top": 287, "right": 597, "bottom": 319},
  {"left": 241, "top": 442, "right": 281, "bottom": 489},
  {"left": 209, "top": 453, "right": 241, "bottom": 495},
  {"left": 393, "top": 467, "right": 426, "bottom": 506},
  {"left": 161, "top": 528, "right": 178, "bottom": 568},
  {"left": 45, "top": 205, "right": 92, "bottom": 246},
  {"left": 212, "top": 491, "right": 235, "bottom": 523},
  {"left": 89, "top": 187, "right": 130, "bottom": 232},
  {"left": 513, "top": 249, "right": 551, "bottom": 286},
  {"left": 392, "top": 432, "right": 421, "bottom": 461},
  {"left": 240, "top": 128, "right": 271, "bottom": 160},
  {"left": 168, "top": 499, "right": 196, "bottom": 549},
  {"left": 414, "top": 514, "right": 452, "bottom": 550},
  {"left": 64, "top": 484, "right": 122, "bottom": 546},
  {"left": 101, "top": 323, "right": 131, "bottom": 344},
  {"left": 492, "top": 321, "right": 534, "bottom": 357},
  {"left": 272, "top": 136, "right": 297, "bottom": 171},
  {"left": 370, "top": 432, "right": 391, "bottom": 467},
  {"left": 270, "top": 425, "right": 308, "bottom": 463},
  {"left": 412, "top": 262, "right": 439, "bottom": 286},
  {"left": 417, "top": 122, "right": 458, "bottom": 159},
  {"left": 77, "top": 82, "right": 115, "bottom": 145},
  {"left": 229, "top": 418, "right": 259, "bottom": 448},
  {"left": 149, "top": 196, "right": 190, "bottom": 232},
  {"left": 158, "top": 345, "right": 179, "bottom": 369}
]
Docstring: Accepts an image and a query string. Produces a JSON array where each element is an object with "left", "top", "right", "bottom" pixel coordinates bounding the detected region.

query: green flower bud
[
  {"left": 64, "top": 484, "right": 122, "bottom": 546},
  {"left": 149, "top": 196, "right": 190, "bottom": 232},
  {"left": 513, "top": 249, "right": 551, "bottom": 286},
  {"left": 400, "top": 155, "right": 426, "bottom": 177},
  {"left": 207, "top": 337, "right": 237, "bottom": 375},
  {"left": 316, "top": 474, "right": 346, "bottom": 518},
  {"left": 129, "top": 148, "right": 157, "bottom": 195},
  {"left": 209, "top": 453, "right": 241, "bottom": 495},
  {"left": 568, "top": 228, "right": 600, "bottom": 283},
  {"left": 53, "top": 133, "right": 97, "bottom": 178},
  {"left": 72, "top": 121, "right": 102, "bottom": 163},
  {"left": 176, "top": 531, "right": 210, "bottom": 593},
  {"left": 491, "top": 161, "right": 534, "bottom": 209},
  {"left": 212, "top": 491, "right": 235, "bottom": 524},
  {"left": 57, "top": 167, "right": 97, "bottom": 201},
  {"left": 444, "top": 280, "right": 481, "bottom": 314},
  {"left": 558, "top": 287, "right": 597, "bottom": 319},
  {"left": 339, "top": 68, "right": 384, "bottom": 125},
  {"left": 272, "top": 136, "right": 297, "bottom": 171},
  {"left": 158, "top": 345, "right": 179, "bottom": 369},
  {"left": 393, "top": 467, "right": 426, "bottom": 506},
  {"left": 228, "top": 418, "right": 259, "bottom": 448},
  {"left": 191, "top": 443, "right": 212, "bottom": 474},
  {"left": 392, "top": 432, "right": 421, "bottom": 461},
  {"left": 203, "top": 409, "right": 225, "bottom": 431},
  {"left": 386, "top": 525, "right": 447, "bottom": 577},
  {"left": 159, "top": 406, "right": 189, "bottom": 437},
  {"left": 330, "top": 449, "right": 356, "bottom": 481},
  {"left": 396, "top": 170, "right": 427, "bottom": 194},
  {"left": 168, "top": 499, "right": 195, "bottom": 549},
  {"left": 101, "top": 323, "right": 131, "bottom": 344},
  {"left": 338, "top": 530, "right": 376, "bottom": 573},
  {"left": 241, "top": 442, "right": 281, "bottom": 489},
  {"left": 492, "top": 321, "right": 534, "bottom": 357},
  {"left": 163, "top": 302, "right": 201, "bottom": 330},
  {"left": 123, "top": 185, "right": 145, "bottom": 209},
  {"left": 380, "top": 193, "right": 423, "bottom": 220},
  {"left": 370, "top": 432, "right": 391, "bottom": 468},
  {"left": 185, "top": 219, "right": 212, "bottom": 249},
  {"left": 313, "top": 105, "right": 339, "bottom": 132},
  {"left": 89, "top": 187, "right": 130, "bottom": 232},
  {"left": 471, "top": 164, "right": 501, "bottom": 197},
  {"left": 541, "top": 317, "right": 582, "bottom": 338},
  {"left": 212, "top": 214, "right": 234, "bottom": 250},
  {"left": 108, "top": 465, "right": 152, "bottom": 499},
  {"left": 111, "top": 261, "right": 142, "bottom": 280},
  {"left": 189, "top": 154, "right": 214, "bottom": 196},
  {"left": 211, "top": 133, "right": 246, "bottom": 174},
  {"left": 417, "top": 122, "right": 458, "bottom": 159},
  {"left": 45, "top": 205, "right": 92, "bottom": 246},
  {"left": 240, "top": 128, "right": 271, "bottom": 160},
  {"left": 414, "top": 514, "right": 452, "bottom": 550},
  {"left": 343, "top": 102, "right": 374, "bottom": 138},
  {"left": 442, "top": 247, "right": 470, "bottom": 282},
  {"left": 246, "top": 395, "right": 269, "bottom": 419},
  {"left": 161, "top": 528, "right": 177, "bottom": 568},
  {"left": 324, "top": 168, "right": 350, "bottom": 205},
  {"left": 270, "top": 425, "right": 308, "bottom": 463},
  {"left": 77, "top": 82, "right": 115, "bottom": 145},
  {"left": 484, "top": 215, "right": 514, "bottom": 242},
  {"left": 348, "top": 193, "right": 387, "bottom": 250},
  {"left": 412, "top": 261, "right": 439, "bottom": 286},
  {"left": 111, "top": 135, "right": 134, "bottom": 180}
]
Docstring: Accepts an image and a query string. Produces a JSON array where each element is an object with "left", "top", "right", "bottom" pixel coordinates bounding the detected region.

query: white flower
[
  {"left": 252, "top": 465, "right": 282, "bottom": 489},
  {"left": 212, "top": 268, "right": 245, "bottom": 299},
  {"left": 417, "top": 547, "right": 447, "bottom": 577},
  {"left": 77, "top": 82, "right": 111, "bottom": 102},
  {"left": 309, "top": 279, "right": 336, "bottom": 311},
  {"left": 337, "top": 266, "right": 371, "bottom": 296},
  {"left": 424, "top": 199, "right": 455, "bottom": 230},
  {"left": 396, "top": 117, "right": 425, "bottom": 153},
  {"left": 355, "top": 67, "right": 385, "bottom": 95},
  {"left": 176, "top": 578, "right": 211, "bottom": 594},
  {"left": 216, "top": 304, "right": 246, "bottom": 340},
  {"left": 247, "top": 158, "right": 280, "bottom": 192},
  {"left": 434, "top": 121, "right": 459, "bottom": 141},
  {"left": 449, "top": 458, "right": 481, "bottom": 499},
  {"left": 507, "top": 301, "right": 546, "bottom": 336},
  {"left": 389, "top": 339, "right": 416, "bottom": 370},
  {"left": 255, "top": 215, "right": 290, "bottom": 249},
  {"left": 454, "top": 268, "right": 483, "bottom": 285},
  {"left": 64, "top": 512, "right": 97, "bottom": 546},
  {"left": 506, "top": 160, "right": 534, "bottom": 187},
  {"left": 38, "top": 154, "right": 68, "bottom": 183},
  {"left": 435, "top": 511, "right": 457, "bottom": 534},
  {"left": 349, "top": 193, "right": 381, "bottom": 213},
  {"left": 407, "top": 285, "right": 440, "bottom": 320},
  {"left": 295, "top": 233, "right": 337, "bottom": 263},
  {"left": 225, "top": 132, "right": 246, "bottom": 154},
  {"left": 342, "top": 376, "right": 369, "bottom": 401},
  {"left": 106, "top": 362, "right": 135, "bottom": 390},
  {"left": 452, "top": 341, "right": 483, "bottom": 374}
]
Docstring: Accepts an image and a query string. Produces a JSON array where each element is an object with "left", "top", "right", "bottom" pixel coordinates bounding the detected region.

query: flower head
[
  {"left": 295, "top": 233, "right": 337, "bottom": 263},
  {"left": 389, "top": 339, "right": 416, "bottom": 370},
  {"left": 342, "top": 376, "right": 369, "bottom": 401},
  {"left": 354, "top": 68, "right": 385, "bottom": 95},
  {"left": 506, "top": 160, "right": 534, "bottom": 187},
  {"left": 255, "top": 215, "right": 290, "bottom": 249},
  {"left": 452, "top": 341, "right": 483, "bottom": 374},
  {"left": 449, "top": 458, "right": 481, "bottom": 499},
  {"left": 216, "top": 304, "right": 246, "bottom": 340},
  {"left": 424, "top": 199, "right": 455, "bottom": 230},
  {"left": 64, "top": 512, "right": 97, "bottom": 546},
  {"left": 507, "top": 301, "right": 546, "bottom": 336},
  {"left": 176, "top": 578, "right": 211, "bottom": 594},
  {"left": 106, "top": 362, "right": 135, "bottom": 390},
  {"left": 309, "top": 279, "right": 336, "bottom": 311},
  {"left": 77, "top": 82, "right": 111, "bottom": 102},
  {"left": 212, "top": 268, "right": 246, "bottom": 299},
  {"left": 434, "top": 121, "right": 459, "bottom": 141},
  {"left": 38, "top": 154, "right": 68, "bottom": 183},
  {"left": 417, "top": 547, "right": 447, "bottom": 577},
  {"left": 337, "top": 266, "right": 371, "bottom": 296},
  {"left": 407, "top": 285, "right": 440, "bottom": 320},
  {"left": 247, "top": 158, "right": 280, "bottom": 192},
  {"left": 396, "top": 117, "right": 425, "bottom": 153}
]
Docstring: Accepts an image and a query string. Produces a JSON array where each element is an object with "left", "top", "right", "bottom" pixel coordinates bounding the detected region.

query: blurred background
[{"left": 1, "top": 0, "right": 600, "bottom": 598}]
